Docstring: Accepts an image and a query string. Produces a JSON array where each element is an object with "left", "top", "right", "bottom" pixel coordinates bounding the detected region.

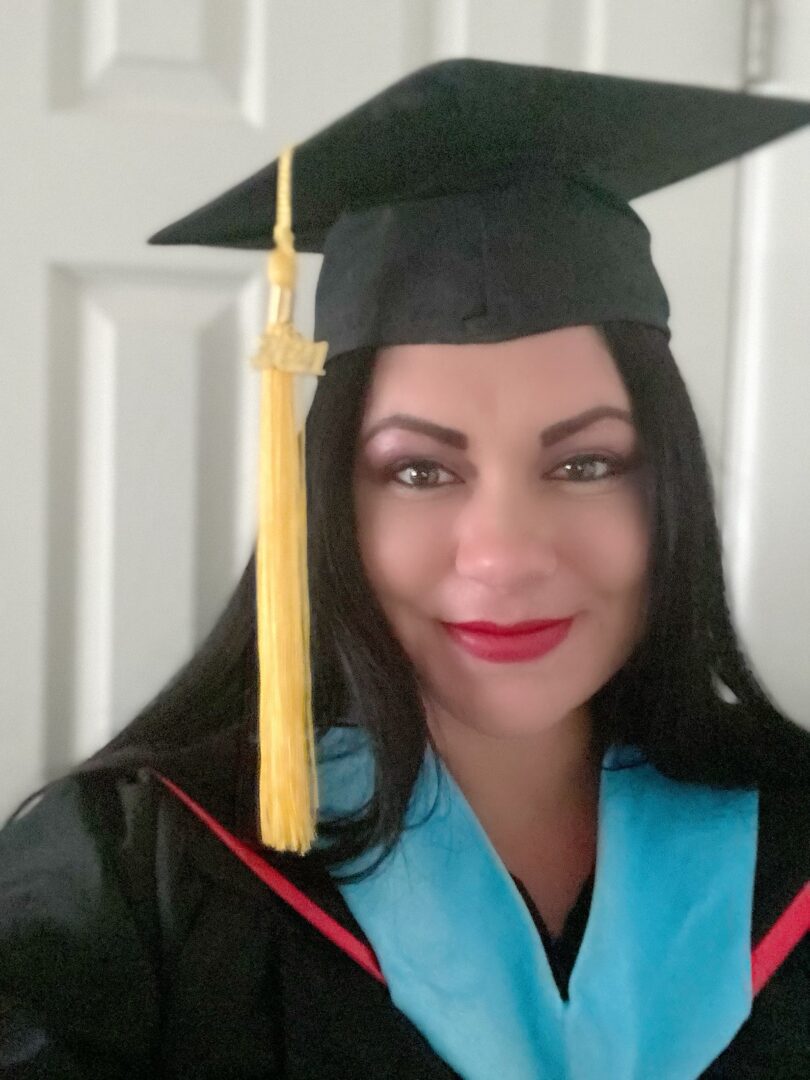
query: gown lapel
[{"left": 317, "top": 728, "right": 759, "bottom": 1080}]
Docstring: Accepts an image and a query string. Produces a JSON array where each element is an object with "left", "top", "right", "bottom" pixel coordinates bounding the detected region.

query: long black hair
[{"left": 41, "top": 322, "right": 810, "bottom": 870}]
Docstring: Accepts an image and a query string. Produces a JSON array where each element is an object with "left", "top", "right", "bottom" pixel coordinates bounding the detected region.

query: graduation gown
[{"left": 1, "top": 718, "right": 807, "bottom": 1079}]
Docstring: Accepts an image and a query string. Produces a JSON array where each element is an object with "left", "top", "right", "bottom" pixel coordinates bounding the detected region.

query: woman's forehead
[{"left": 366, "top": 327, "right": 631, "bottom": 420}]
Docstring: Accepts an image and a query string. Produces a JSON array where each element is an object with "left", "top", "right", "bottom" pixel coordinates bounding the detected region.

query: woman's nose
[{"left": 453, "top": 483, "right": 559, "bottom": 590}]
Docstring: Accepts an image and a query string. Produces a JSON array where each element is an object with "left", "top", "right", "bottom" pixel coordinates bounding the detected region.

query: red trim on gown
[{"left": 156, "top": 773, "right": 807, "bottom": 997}]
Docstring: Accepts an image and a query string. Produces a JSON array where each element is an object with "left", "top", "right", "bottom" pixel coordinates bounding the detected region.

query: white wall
[{"left": 1, "top": 0, "right": 808, "bottom": 819}]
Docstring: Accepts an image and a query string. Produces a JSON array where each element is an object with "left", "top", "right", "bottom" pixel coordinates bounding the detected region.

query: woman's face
[{"left": 353, "top": 326, "right": 649, "bottom": 740}]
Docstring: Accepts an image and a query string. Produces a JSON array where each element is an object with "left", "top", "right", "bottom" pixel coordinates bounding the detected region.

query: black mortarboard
[
  {"left": 148, "top": 60, "right": 810, "bottom": 854},
  {"left": 151, "top": 59, "right": 810, "bottom": 356}
]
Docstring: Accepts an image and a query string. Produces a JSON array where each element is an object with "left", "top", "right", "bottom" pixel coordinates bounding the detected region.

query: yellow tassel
[{"left": 252, "top": 147, "right": 327, "bottom": 852}]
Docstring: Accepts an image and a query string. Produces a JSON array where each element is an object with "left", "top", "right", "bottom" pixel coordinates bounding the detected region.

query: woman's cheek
[
  {"left": 562, "top": 488, "right": 649, "bottom": 587},
  {"left": 356, "top": 492, "right": 455, "bottom": 598}
]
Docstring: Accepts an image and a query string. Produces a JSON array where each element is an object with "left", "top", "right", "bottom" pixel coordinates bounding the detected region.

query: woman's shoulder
[
  {"left": 704, "top": 782, "right": 809, "bottom": 1079},
  {"left": 1, "top": 717, "right": 265, "bottom": 926},
  {"left": 2, "top": 722, "right": 233, "bottom": 872},
  {"left": 0, "top": 762, "right": 206, "bottom": 975},
  {"left": 0, "top": 731, "right": 294, "bottom": 1078},
  {"left": 756, "top": 781, "right": 808, "bottom": 855},
  {"left": 0, "top": 768, "right": 166, "bottom": 1077},
  {"left": 752, "top": 781, "right": 808, "bottom": 942},
  {"left": 1, "top": 766, "right": 165, "bottom": 912}
]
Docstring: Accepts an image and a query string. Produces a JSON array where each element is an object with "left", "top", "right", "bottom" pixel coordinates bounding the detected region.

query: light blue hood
[{"left": 317, "top": 727, "right": 758, "bottom": 1080}]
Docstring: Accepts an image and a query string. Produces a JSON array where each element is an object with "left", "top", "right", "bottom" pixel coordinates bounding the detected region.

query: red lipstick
[{"left": 441, "top": 618, "right": 574, "bottom": 662}]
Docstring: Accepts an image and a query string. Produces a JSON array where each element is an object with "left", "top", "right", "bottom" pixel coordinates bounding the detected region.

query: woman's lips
[{"left": 440, "top": 618, "right": 575, "bottom": 663}]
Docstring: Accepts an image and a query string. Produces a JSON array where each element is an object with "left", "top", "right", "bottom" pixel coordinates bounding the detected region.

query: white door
[{"left": 1, "top": 0, "right": 807, "bottom": 819}]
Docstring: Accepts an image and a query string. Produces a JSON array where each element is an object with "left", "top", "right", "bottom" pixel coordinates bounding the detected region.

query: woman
[{"left": 2, "top": 60, "right": 809, "bottom": 1079}]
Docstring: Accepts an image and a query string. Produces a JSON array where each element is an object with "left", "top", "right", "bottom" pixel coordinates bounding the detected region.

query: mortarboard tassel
[{"left": 251, "top": 147, "right": 327, "bottom": 852}]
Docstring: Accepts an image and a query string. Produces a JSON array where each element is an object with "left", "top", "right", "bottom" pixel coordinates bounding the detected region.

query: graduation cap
[{"left": 149, "top": 59, "right": 810, "bottom": 853}]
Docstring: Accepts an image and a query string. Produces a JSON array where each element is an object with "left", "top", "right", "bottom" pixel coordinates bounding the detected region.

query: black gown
[
  {"left": 1, "top": 718, "right": 807, "bottom": 1079},
  {"left": 511, "top": 872, "right": 595, "bottom": 1003}
]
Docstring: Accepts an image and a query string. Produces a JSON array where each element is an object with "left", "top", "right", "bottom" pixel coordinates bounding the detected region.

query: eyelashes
[
  {"left": 550, "top": 454, "right": 630, "bottom": 483},
  {"left": 384, "top": 453, "right": 639, "bottom": 490},
  {"left": 387, "top": 459, "right": 457, "bottom": 488}
]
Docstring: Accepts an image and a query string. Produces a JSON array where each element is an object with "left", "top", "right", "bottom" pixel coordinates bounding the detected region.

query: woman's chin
[{"left": 424, "top": 685, "right": 580, "bottom": 743}]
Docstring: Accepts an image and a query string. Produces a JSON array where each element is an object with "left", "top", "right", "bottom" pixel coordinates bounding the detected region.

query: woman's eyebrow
[
  {"left": 541, "top": 405, "right": 633, "bottom": 446},
  {"left": 361, "top": 406, "right": 633, "bottom": 450},
  {"left": 362, "top": 414, "right": 468, "bottom": 448}
]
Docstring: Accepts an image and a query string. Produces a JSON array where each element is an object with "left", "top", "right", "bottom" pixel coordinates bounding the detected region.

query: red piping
[
  {"left": 155, "top": 773, "right": 385, "bottom": 984},
  {"left": 751, "top": 881, "right": 809, "bottom": 995},
  {"left": 155, "top": 773, "right": 807, "bottom": 997}
]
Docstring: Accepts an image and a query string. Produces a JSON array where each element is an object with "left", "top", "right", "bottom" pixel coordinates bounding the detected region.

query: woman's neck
[
  {"left": 426, "top": 702, "right": 600, "bottom": 836},
  {"left": 426, "top": 703, "right": 600, "bottom": 935}
]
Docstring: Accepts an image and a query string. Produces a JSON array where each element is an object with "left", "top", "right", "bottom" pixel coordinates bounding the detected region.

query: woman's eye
[
  {"left": 549, "top": 454, "right": 623, "bottom": 482},
  {"left": 390, "top": 459, "right": 456, "bottom": 488}
]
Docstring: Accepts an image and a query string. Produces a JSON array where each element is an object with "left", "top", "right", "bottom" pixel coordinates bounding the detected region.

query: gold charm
[
  {"left": 252, "top": 323, "right": 328, "bottom": 376},
  {"left": 249, "top": 146, "right": 328, "bottom": 379}
]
